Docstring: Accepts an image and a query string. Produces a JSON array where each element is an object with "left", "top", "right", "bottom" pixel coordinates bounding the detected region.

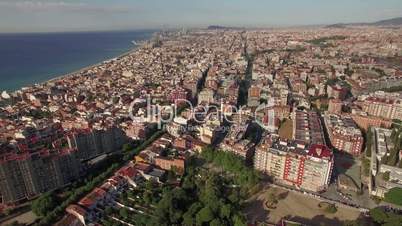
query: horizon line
[{"left": 0, "top": 15, "right": 401, "bottom": 34}]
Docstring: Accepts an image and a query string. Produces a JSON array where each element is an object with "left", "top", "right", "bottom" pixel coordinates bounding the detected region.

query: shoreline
[
  {"left": 3, "top": 32, "right": 157, "bottom": 94},
  {"left": 44, "top": 45, "right": 142, "bottom": 84}
]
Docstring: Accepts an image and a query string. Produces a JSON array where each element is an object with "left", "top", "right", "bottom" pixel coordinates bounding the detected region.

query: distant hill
[
  {"left": 207, "top": 25, "right": 241, "bottom": 30},
  {"left": 326, "top": 17, "right": 402, "bottom": 28},
  {"left": 372, "top": 17, "right": 402, "bottom": 26},
  {"left": 325, "top": 23, "right": 347, "bottom": 29}
]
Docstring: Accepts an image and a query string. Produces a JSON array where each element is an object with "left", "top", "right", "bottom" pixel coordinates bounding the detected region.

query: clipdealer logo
[{"left": 128, "top": 95, "right": 275, "bottom": 131}]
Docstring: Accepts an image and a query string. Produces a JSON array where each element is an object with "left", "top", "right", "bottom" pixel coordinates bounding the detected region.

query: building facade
[
  {"left": 324, "top": 114, "right": 363, "bottom": 156},
  {"left": 254, "top": 136, "right": 334, "bottom": 192},
  {"left": 67, "top": 126, "right": 127, "bottom": 160},
  {"left": 0, "top": 148, "right": 80, "bottom": 204},
  {"left": 328, "top": 99, "right": 343, "bottom": 114},
  {"left": 293, "top": 110, "right": 326, "bottom": 145},
  {"left": 356, "top": 94, "right": 402, "bottom": 120}
]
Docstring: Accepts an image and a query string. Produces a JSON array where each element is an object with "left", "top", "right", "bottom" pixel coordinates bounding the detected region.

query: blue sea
[{"left": 0, "top": 30, "right": 155, "bottom": 91}]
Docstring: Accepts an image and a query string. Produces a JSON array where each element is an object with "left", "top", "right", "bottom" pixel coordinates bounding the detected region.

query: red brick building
[
  {"left": 350, "top": 114, "right": 392, "bottom": 131},
  {"left": 154, "top": 157, "right": 185, "bottom": 174},
  {"left": 169, "top": 87, "right": 189, "bottom": 105},
  {"left": 254, "top": 135, "right": 334, "bottom": 192},
  {"left": 327, "top": 84, "right": 348, "bottom": 100},
  {"left": 328, "top": 99, "right": 343, "bottom": 114},
  {"left": 324, "top": 114, "right": 363, "bottom": 156}
]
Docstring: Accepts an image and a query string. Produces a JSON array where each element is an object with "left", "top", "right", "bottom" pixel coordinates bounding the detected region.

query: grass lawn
[{"left": 384, "top": 187, "right": 402, "bottom": 206}]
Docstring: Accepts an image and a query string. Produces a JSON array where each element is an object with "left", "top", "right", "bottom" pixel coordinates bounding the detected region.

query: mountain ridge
[{"left": 326, "top": 17, "right": 402, "bottom": 28}]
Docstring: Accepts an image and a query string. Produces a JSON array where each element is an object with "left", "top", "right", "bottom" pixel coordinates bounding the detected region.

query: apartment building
[
  {"left": 0, "top": 123, "right": 83, "bottom": 204},
  {"left": 254, "top": 135, "right": 333, "bottom": 192},
  {"left": 323, "top": 114, "right": 363, "bottom": 156},
  {"left": 356, "top": 91, "right": 402, "bottom": 120},
  {"left": 350, "top": 114, "right": 392, "bottom": 131},
  {"left": 357, "top": 96, "right": 402, "bottom": 120},
  {"left": 248, "top": 85, "right": 261, "bottom": 107},
  {"left": 197, "top": 89, "right": 215, "bottom": 105},
  {"left": 220, "top": 139, "right": 254, "bottom": 160},
  {"left": 67, "top": 126, "right": 127, "bottom": 160},
  {"left": 0, "top": 148, "right": 81, "bottom": 204},
  {"left": 328, "top": 99, "right": 343, "bottom": 114},
  {"left": 293, "top": 110, "right": 326, "bottom": 145},
  {"left": 327, "top": 84, "right": 348, "bottom": 100},
  {"left": 154, "top": 156, "right": 185, "bottom": 174}
]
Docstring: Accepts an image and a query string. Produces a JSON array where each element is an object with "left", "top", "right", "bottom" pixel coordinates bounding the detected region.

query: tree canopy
[
  {"left": 369, "top": 207, "right": 402, "bottom": 225},
  {"left": 149, "top": 153, "right": 249, "bottom": 226},
  {"left": 31, "top": 192, "right": 56, "bottom": 217}
]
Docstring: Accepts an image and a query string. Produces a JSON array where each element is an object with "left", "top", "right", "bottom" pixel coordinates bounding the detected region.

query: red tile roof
[
  {"left": 308, "top": 144, "right": 333, "bottom": 159},
  {"left": 116, "top": 166, "right": 138, "bottom": 178},
  {"left": 78, "top": 188, "right": 106, "bottom": 208},
  {"left": 134, "top": 162, "right": 153, "bottom": 173},
  {"left": 66, "top": 204, "right": 87, "bottom": 217}
]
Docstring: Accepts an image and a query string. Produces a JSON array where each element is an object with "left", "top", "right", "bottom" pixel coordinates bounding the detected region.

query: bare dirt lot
[
  {"left": 1, "top": 210, "right": 37, "bottom": 226},
  {"left": 244, "top": 185, "right": 362, "bottom": 226},
  {"left": 278, "top": 119, "right": 293, "bottom": 140}
]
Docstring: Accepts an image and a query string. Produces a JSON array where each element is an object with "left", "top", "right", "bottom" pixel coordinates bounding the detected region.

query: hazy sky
[{"left": 0, "top": 0, "right": 402, "bottom": 33}]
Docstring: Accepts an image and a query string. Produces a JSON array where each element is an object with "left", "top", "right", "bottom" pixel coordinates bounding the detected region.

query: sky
[{"left": 0, "top": 0, "right": 402, "bottom": 33}]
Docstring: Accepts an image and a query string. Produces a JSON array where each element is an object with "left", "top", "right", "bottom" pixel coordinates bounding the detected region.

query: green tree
[
  {"left": 182, "top": 212, "right": 196, "bottom": 226},
  {"left": 369, "top": 208, "right": 388, "bottom": 224},
  {"left": 387, "top": 148, "right": 400, "bottom": 166},
  {"left": 105, "top": 206, "right": 113, "bottom": 215},
  {"left": 365, "top": 128, "right": 373, "bottom": 157},
  {"left": 145, "top": 180, "right": 155, "bottom": 191},
  {"left": 31, "top": 192, "right": 56, "bottom": 217},
  {"left": 369, "top": 207, "right": 402, "bottom": 226},
  {"left": 182, "top": 176, "right": 196, "bottom": 191},
  {"left": 383, "top": 171, "right": 390, "bottom": 181},
  {"left": 101, "top": 217, "right": 117, "bottom": 226},
  {"left": 123, "top": 143, "right": 133, "bottom": 152},
  {"left": 167, "top": 170, "right": 176, "bottom": 182},
  {"left": 228, "top": 192, "right": 240, "bottom": 204},
  {"left": 119, "top": 208, "right": 129, "bottom": 219},
  {"left": 220, "top": 204, "right": 233, "bottom": 220},
  {"left": 383, "top": 212, "right": 402, "bottom": 226},
  {"left": 342, "top": 220, "right": 361, "bottom": 226},
  {"left": 151, "top": 146, "right": 259, "bottom": 226},
  {"left": 196, "top": 207, "right": 214, "bottom": 225},
  {"left": 232, "top": 214, "right": 246, "bottom": 226},
  {"left": 210, "top": 218, "right": 224, "bottom": 226},
  {"left": 144, "top": 191, "right": 153, "bottom": 205},
  {"left": 200, "top": 147, "right": 260, "bottom": 193},
  {"left": 4, "top": 208, "right": 11, "bottom": 216},
  {"left": 325, "top": 204, "right": 338, "bottom": 214},
  {"left": 183, "top": 202, "right": 203, "bottom": 226}
]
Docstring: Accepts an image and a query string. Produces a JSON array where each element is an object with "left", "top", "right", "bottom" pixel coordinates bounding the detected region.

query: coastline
[
  {"left": 0, "top": 31, "right": 157, "bottom": 94},
  {"left": 44, "top": 45, "right": 142, "bottom": 84}
]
